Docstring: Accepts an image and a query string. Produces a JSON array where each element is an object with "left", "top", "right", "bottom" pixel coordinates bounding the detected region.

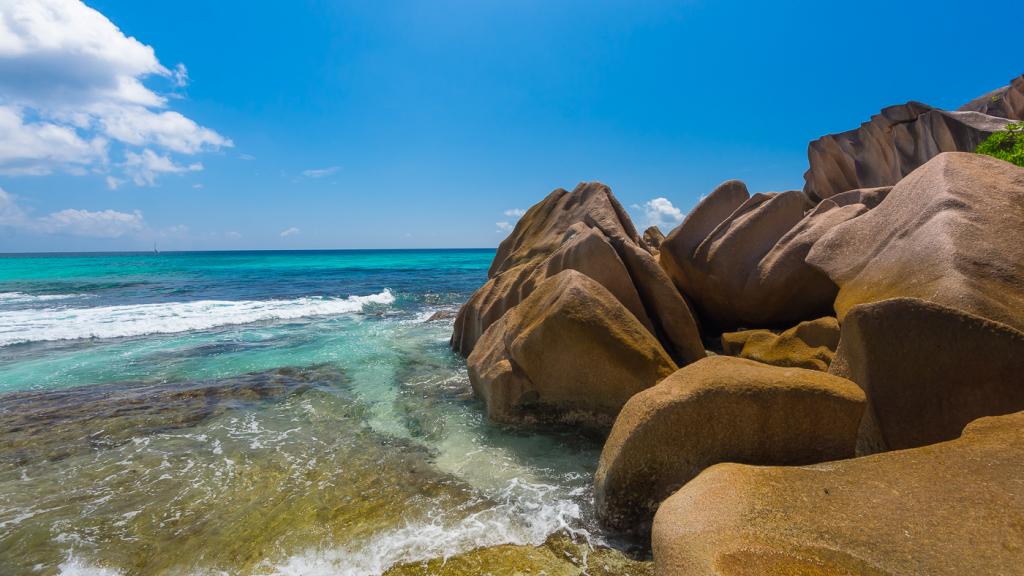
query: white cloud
[
  {"left": 0, "top": 105, "right": 108, "bottom": 174},
  {"left": 0, "top": 186, "right": 145, "bottom": 238},
  {"left": 0, "top": 0, "right": 230, "bottom": 182},
  {"left": 38, "top": 208, "right": 144, "bottom": 237},
  {"left": 192, "top": 183, "right": 203, "bottom": 189},
  {"left": 495, "top": 221, "right": 514, "bottom": 233},
  {"left": 123, "top": 148, "right": 201, "bottom": 186},
  {"left": 280, "top": 227, "right": 300, "bottom": 237},
  {"left": 503, "top": 208, "right": 526, "bottom": 217},
  {"left": 301, "top": 166, "right": 340, "bottom": 178},
  {"left": 638, "top": 197, "right": 684, "bottom": 229},
  {"left": 224, "top": 230, "right": 242, "bottom": 239},
  {"left": 0, "top": 187, "right": 28, "bottom": 225},
  {"left": 237, "top": 153, "right": 256, "bottom": 161},
  {"left": 105, "top": 175, "right": 123, "bottom": 189}
]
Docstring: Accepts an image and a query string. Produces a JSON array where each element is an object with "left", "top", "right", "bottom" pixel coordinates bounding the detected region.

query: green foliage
[{"left": 977, "top": 122, "right": 1024, "bottom": 167}]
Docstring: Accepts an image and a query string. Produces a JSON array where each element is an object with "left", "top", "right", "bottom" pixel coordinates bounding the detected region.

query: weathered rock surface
[
  {"left": 830, "top": 297, "right": 1024, "bottom": 455},
  {"left": 721, "top": 316, "right": 839, "bottom": 372},
  {"left": 595, "top": 356, "right": 864, "bottom": 533},
  {"left": 659, "top": 181, "right": 887, "bottom": 331},
  {"left": 652, "top": 410, "right": 1024, "bottom": 576},
  {"left": 959, "top": 74, "right": 1024, "bottom": 120},
  {"left": 468, "top": 270, "right": 677, "bottom": 428},
  {"left": 453, "top": 182, "right": 704, "bottom": 366},
  {"left": 808, "top": 152, "right": 1024, "bottom": 331},
  {"left": 643, "top": 226, "right": 665, "bottom": 250},
  {"left": 803, "top": 92, "right": 1019, "bottom": 201}
]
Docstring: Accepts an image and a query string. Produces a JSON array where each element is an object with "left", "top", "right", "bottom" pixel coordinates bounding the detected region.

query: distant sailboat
[{"left": 153, "top": 242, "right": 159, "bottom": 254}]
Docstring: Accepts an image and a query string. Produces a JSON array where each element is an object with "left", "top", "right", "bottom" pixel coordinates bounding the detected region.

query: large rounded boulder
[
  {"left": 594, "top": 356, "right": 864, "bottom": 533},
  {"left": 467, "top": 270, "right": 677, "bottom": 429},
  {"left": 807, "top": 152, "right": 1024, "bottom": 332},
  {"left": 830, "top": 297, "right": 1024, "bottom": 455},
  {"left": 659, "top": 181, "right": 888, "bottom": 332},
  {"left": 453, "top": 182, "right": 704, "bottom": 366},
  {"left": 652, "top": 411, "right": 1024, "bottom": 576}
]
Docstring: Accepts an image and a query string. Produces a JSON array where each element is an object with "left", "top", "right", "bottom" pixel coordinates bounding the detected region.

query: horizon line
[{"left": 0, "top": 247, "right": 499, "bottom": 257}]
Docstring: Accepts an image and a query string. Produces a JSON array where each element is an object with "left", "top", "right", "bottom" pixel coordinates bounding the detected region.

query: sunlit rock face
[
  {"left": 452, "top": 181, "right": 704, "bottom": 366},
  {"left": 652, "top": 411, "right": 1024, "bottom": 576},
  {"left": 803, "top": 75, "right": 1024, "bottom": 202}
]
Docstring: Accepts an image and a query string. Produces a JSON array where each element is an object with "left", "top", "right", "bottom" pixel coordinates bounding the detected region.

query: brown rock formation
[
  {"left": 803, "top": 85, "right": 1020, "bottom": 201},
  {"left": 467, "top": 270, "right": 677, "bottom": 428},
  {"left": 659, "top": 181, "right": 887, "bottom": 331},
  {"left": 652, "top": 410, "right": 1024, "bottom": 576},
  {"left": 807, "top": 152, "right": 1024, "bottom": 332},
  {"left": 643, "top": 226, "right": 665, "bottom": 250},
  {"left": 452, "top": 182, "right": 705, "bottom": 366},
  {"left": 830, "top": 297, "right": 1024, "bottom": 455},
  {"left": 959, "top": 74, "right": 1024, "bottom": 120},
  {"left": 721, "top": 316, "right": 839, "bottom": 372},
  {"left": 594, "top": 356, "right": 864, "bottom": 533}
]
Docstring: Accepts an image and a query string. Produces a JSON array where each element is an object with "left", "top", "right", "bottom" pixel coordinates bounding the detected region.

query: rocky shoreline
[{"left": 450, "top": 74, "right": 1024, "bottom": 574}]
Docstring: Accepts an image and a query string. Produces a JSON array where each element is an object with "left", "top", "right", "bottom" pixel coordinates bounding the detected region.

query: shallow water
[{"left": 0, "top": 250, "right": 617, "bottom": 575}]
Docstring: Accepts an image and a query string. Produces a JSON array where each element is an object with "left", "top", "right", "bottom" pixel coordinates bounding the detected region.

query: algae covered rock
[
  {"left": 652, "top": 410, "right": 1024, "bottom": 576},
  {"left": 830, "top": 297, "right": 1024, "bottom": 454},
  {"left": 595, "top": 356, "right": 864, "bottom": 533},
  {"left": 468, "top": 270, "right": 677, "bottom": 428},
  {"left": 808, "top": 152, "right": 1024, "bottom": 332},
  {"left": 721, "top": 316, "right": 839, "bottom": 372},
  {"left": 384, "top": 534, "right": 653, "bottom": 576}
]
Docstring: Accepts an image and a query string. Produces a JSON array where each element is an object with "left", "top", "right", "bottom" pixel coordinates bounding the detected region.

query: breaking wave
[{"left": 0, "top": 290, "right": 395, "bottom": 347}]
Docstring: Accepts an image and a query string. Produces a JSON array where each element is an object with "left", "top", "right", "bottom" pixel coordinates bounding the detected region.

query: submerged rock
[
  {"left": 452, "top": 182, "right": 704, "bottom": 367},
  {"left": 595, "top": 356, "right": 864, "bottom": 533},
  {"left": 721, "top": 316, "right": 839, "bottom": 372},
  {"left": 468, "top": 270, "right": 677, "bottom": 428},
  {"left": 384, "top": 533, "right": 653, "bottom": 576},
  {"left": 808, "top": 152, "right": 1024, "bottom": 332},
  {"left": 652, "top": 410, "right": 1024, "bottom": 576},
  {"left": 830, "top": 297, "right": 1024, "bottom": 455},
  {"left": 658, "top": 181, "right": 886, "bottom": 331}
]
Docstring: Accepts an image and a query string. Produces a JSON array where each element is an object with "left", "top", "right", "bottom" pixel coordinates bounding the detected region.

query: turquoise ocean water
[{"left": 0, "top": 250, "right": 606, "bottom": 575}]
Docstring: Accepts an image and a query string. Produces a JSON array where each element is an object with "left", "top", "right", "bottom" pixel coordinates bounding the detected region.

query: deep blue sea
[{"left": 0, "top": 250, "right": 604, "bottom": 575}]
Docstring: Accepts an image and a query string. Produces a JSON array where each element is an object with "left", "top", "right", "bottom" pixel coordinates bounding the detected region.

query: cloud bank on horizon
[{"left": 0, "top": 0, "right": 229, "bottom": 185}]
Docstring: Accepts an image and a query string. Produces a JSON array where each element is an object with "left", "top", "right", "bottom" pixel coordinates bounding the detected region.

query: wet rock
[
  {"left": 595, "top": 356, "right": 864, "bottom": 533},
  {"left": 652, "top": 410, "right": 1024, "bottom": 576},
  {"left": 468, "top": 270, "right": 677, "bottom": 429},
  {"left": 425, "top": 310, "right": 458, "bottom": 322},
  {"left": 807, "top": 152, "right": 1024, "bottom": 332},
  {"left": 830, "top": 297, "right": 1024, "bottom": 455},
  {"left": 384, "top": 533, "right": 653, "bottom": 576},
  {"left": 721, "top": 316, "right": 839, "bottom": 372}
]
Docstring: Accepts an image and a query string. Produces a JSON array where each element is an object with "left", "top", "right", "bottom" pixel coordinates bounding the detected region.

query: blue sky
[{"left": 0, "top": 0, "right": 1019, "bottom": 252}]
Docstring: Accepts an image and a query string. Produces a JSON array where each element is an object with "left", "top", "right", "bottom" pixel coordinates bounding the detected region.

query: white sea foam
[
  {"left": 57, "top": 555, "right": 123, "bottom": 576},
  {"left": 0, "top": 292, "right": 83, "bottom": 304},
  {"left": 0, "top": 290, "right": 394, "bottom": 346},
  {"left": 268, "top": 478, "right": 588, "bottom": 576}
]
